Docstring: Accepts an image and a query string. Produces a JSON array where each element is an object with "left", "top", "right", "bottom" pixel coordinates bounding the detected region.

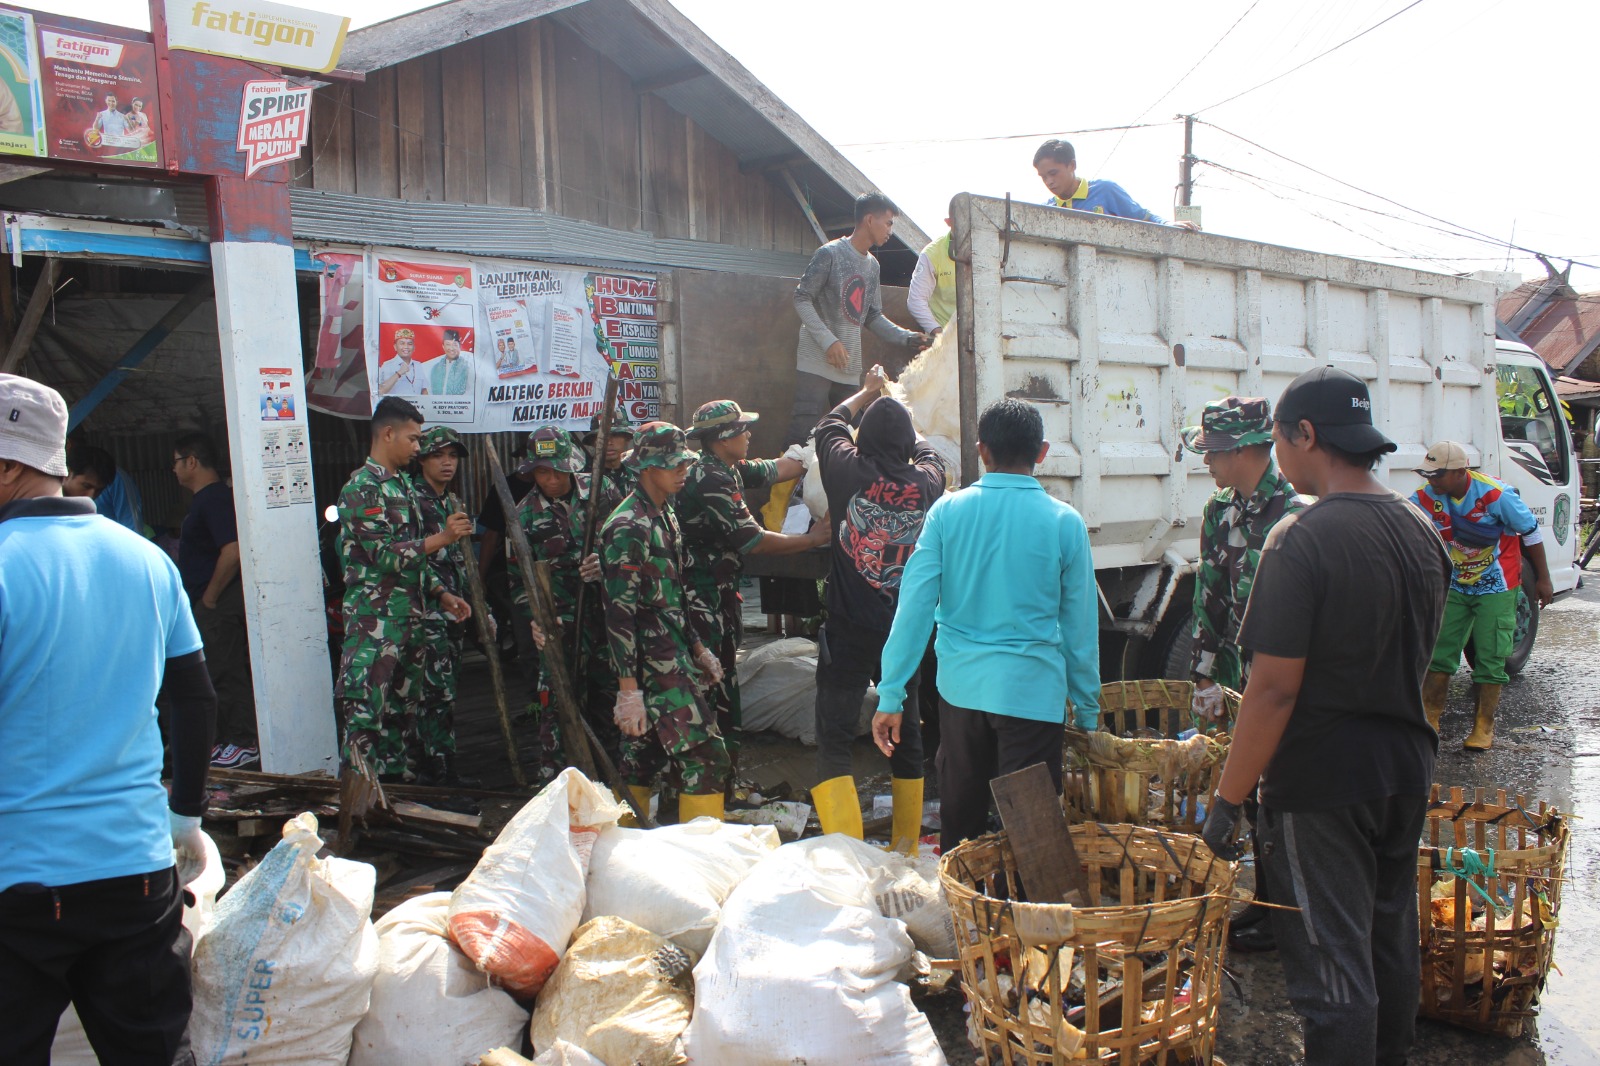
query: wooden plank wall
[{"left": 301, "top": 20, "right": 817, "bottom": 255}]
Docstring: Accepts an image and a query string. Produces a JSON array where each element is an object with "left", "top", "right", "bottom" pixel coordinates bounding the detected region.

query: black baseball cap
[{"left": 1275, "top": 366, "right": 1396, "bottom": 454}]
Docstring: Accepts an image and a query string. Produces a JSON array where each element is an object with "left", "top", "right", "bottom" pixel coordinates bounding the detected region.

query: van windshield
[{"left": 1496, "top": 363, "right": 1569, "bottom": 483}]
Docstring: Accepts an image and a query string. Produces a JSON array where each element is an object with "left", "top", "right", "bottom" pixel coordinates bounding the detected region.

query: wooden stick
[
  {"left": 452, "top": 489, "right": 526, "bottom": 788},
  {"left": 0, "top": 258, "right": 59, "bottom": 374},
  {"left": 572, "top": 373, "right": 620, "bottom": 659},
  {"left": 486, "top": 446, "right": 597, "bottom": 781}
]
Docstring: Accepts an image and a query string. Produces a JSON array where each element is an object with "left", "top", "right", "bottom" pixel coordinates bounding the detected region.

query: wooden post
[
  {"left": 453, "top": 491, "right": 525, "bottom": 788},
  {"left": 572, "top": 373, "right": 619, "bottom": 657},
  {"left": 485, "top": 445, "right": 598, "bottom": 781},
  {"left": 208, "top": 175, "right": 338, "bottom": 774},
  {"left": 0, "top": 258, "right": 60, "bottom": 374}
]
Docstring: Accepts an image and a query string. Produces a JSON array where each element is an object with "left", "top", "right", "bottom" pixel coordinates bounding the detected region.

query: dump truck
[{"left": 944, "top": 192, "right": 1580, "bottom": 679}]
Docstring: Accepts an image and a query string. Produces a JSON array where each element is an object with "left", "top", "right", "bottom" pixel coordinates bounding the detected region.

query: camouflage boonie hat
[
  {"left": 1182, "top": 397, "right": 1273, "bottom": 454},
  {"left": 629, "top": 421, "right": 698, "bottom": 470},
  {"left": 518, "top": 425, "right": 585, "bottom": 474},
  {"left": 418, "top": 425, "right": 467, "bottom": 458},
  {"left": 582, "top": 407, "right": 637, "bottom": 445},
  {"left": 686, "top": 398, "right": 759, "bottom": 441}
]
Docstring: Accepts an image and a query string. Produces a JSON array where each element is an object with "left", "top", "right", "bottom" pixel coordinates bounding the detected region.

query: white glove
[
  {"left": 614, "top": 689, "right": 648, "bottom": 737},
  {"left": 1192, "top": 682, "right": 1227, "bottom": 722},
  {"left": 579, "top": 552, "right": 602, "bottom": 583},
  {"left": 529, "top": 619, "right": 547, "bottom": 650},
  {"left": 782, "top": 443, "right": 809, "bottom": 466},
  {"left": 695, "top": 646, "right": 725, "bottom": 685},
  {"left": 170, "top": 811, "right": 206, "bottom": 887}
]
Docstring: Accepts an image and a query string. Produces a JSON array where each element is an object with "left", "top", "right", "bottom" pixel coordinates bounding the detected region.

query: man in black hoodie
[{"left": 811, "top": 364, "right": 947, "bottom": 853}]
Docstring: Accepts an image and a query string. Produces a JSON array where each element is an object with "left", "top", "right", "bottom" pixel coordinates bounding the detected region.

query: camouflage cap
[
  {"left": 1182, "top": 397, "right": 1274, "bottom": 454},
  {"left": 518, "top": 425, "right": 585, "bottom": 474},
  {"left": 686, "top": 398, "right": 760, "bottom": 441},
  {"left": 629, "top": 421, "right": 698, "bottom": 470},
  {"left": 582, "top": 406, "right": 637, "bottom": 445},
  {"left": 418, "top": 425, "right": 467, "bottom": 458}
]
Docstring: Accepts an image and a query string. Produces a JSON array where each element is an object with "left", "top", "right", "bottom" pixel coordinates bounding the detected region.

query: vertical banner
[
  {"left": 356, "top": 249, "right": 659, "bottom": 432},
  {"left": 0, "top": 7, "right": 43, "bottom": 157},
  {"left": 37, "top": 20, "right": 161, "bottom": 166},
  {"left": 305, "top": 251, "right": 371, "bottom": 417}
]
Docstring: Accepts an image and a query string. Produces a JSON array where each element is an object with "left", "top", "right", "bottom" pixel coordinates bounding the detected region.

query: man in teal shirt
[{"left": 874, "top": 398, "right": 1100, "bottom": 852}]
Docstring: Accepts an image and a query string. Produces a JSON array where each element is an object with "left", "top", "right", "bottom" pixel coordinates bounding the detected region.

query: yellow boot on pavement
[
  {"left": 1422, "top": 672, "right": 1451, "bottom": 733},
  {"left": 1464, "top": 684, "right": 1501, "bottom": 751},
  {"left": 679, "top": 791, "right": 725, "bottom": 823},
  {"left": 890, "top": 777, "right": 925, "bottom": 856},
  {"left": 619, "top": 785, "right": 654, "bottom": 827},
  {"left": 812, "top": 775, "right": 864, "bottom": 839}
]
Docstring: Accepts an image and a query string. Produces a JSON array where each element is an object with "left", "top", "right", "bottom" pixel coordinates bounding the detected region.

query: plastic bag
[
  {"left": 582, "top": 820, "right": 778, "bottom": 959},
  {"left": 449, "top": 768, "right": 624, "bottom": 997},
  {"left": 683, "top": 837, "right": 947, "bottom": 1066},
  {"left": 189, "top": 812, "right": 379, "bottom": 1066},
  {"left": 736, "top": 638, "right": 877, "bottom": 744},
  {"left": 349, "top": 893, "right": 529, "bottom": 1066},
  {"left": 52, "top": 830, "right": 226, "bottom": 1065},
  {"left": 530, "top": 916, "right": 693, "bottom": 1066}
]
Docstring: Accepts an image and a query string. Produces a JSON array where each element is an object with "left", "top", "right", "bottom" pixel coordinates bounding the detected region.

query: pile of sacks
[{"left": 145, "top": 768, "right": 950, "bottom": 1066}]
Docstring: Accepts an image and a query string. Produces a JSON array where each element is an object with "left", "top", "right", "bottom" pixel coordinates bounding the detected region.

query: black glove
[{"left": 1201, "top": 793, "right": 1245, "bottom": 861}]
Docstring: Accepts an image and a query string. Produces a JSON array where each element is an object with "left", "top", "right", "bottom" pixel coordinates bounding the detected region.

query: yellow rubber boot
[
  {"left": 618, "top": 785, "right": 654, "bottom": 827},
  {"left": 889, "top": 777, "right": 925, "bottom": 856},
  {"left": 1422, "top": 672, "right": 1451, "bottom": 733},
  {"left": 679, "top": 791, "right": 725, "bottom": 823},
  {"left": 811, "top": 775, "right": 864, "bottom": 839},
  {"left": 1464, "top": 684, "right": 1501, "bottom": 751}
]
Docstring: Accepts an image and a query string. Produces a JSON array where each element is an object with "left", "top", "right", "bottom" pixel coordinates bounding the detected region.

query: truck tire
[
  {"left": 1144, "top": 601, "right": 1195, "bottom": 681},
  {"left": 1464, "top": 573, "right": 1539, "bottom": 678}
]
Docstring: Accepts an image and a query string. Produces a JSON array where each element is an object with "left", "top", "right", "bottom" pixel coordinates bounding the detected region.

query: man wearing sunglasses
[{"left": 1411, "top": 441, "right": 1552, "bottom": 750}]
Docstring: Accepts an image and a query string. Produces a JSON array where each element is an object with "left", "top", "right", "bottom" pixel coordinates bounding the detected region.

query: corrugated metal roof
[
  {"left": 1505, "top": 291, "right": 1600, "bottom": 374},
  {"left": 289, "top": 188, "right": 812, "bottom": 277},
  {"left": 339, "top": 0, "right": 929, "bottom": 254}
]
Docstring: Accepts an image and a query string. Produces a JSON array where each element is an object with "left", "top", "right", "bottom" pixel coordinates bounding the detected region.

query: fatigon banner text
[{"left": 163, "top": 0, "right": 350, "bottom": 74}]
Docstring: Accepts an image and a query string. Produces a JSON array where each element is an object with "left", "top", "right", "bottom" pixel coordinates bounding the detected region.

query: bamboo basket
[
  {"left": 1418, "top": 784, "right": 1567, "bottom": 1038},
  {"left": 1063, "top": 681, "right": 1239, "bottom": 833},
  {"left": 940, "top": 825, "right": 1236, "bottom": 1065}
]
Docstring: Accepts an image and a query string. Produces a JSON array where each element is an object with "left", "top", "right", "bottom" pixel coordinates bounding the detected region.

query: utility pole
[{"left": 1175, "top": 114, "right": 1201, "bottom": 229}]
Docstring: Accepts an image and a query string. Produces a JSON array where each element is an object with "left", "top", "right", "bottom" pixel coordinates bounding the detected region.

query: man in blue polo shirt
[
  {"left": 1033, "top": 138, "right": 1200, "bottom": 229},
  {"left": 873, "top": 398, "right": 1100, "bottom": 852},
  {"left": 0, "top": 373, "right": 217, "bottom": 1064}
]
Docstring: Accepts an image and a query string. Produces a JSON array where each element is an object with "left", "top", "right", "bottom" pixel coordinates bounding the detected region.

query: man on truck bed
[
  {"left": 1412, "top": 441, "right": 1553, "bottom": 751},
  {"left": 1033, "top": 139, "right": 1199, "bottom": 229},
  {"left": 786, "top": 192, "right": 929, "bottom": 448},
  {"left": 1184, "top": 396, "right": 1303, "bottom": 954},
  {"left": 1202, "top": 366, "right": 1449, "bottom": 1066}
]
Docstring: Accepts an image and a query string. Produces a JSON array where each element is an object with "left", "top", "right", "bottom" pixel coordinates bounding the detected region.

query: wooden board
[
  {"left": 599, "top": 59, "right": 640, "bottom": 231},
  {"left": 442, "top": 37, "right": 488, "bottom": 203},
  {"left": 395, "top": 57, "right": 428, "bottom": 201},
  {"left": 311, "top": 84, "right": 356, "bottom": 193},
  {"left": 516, "top": 20, "right": 547, "bottom": 211},
  {"left": 645, "top": 95, "right": 689, "bottom": 238},
  {"left": 420, "top": 51, "right": 446, "bottom": 203},
  {"left": 550, "top": 22, "right": 604, "bottom": 226},
  {"left": 990, "top": 763, "right": 1091, "bottom": 906},
  {"left": 481, "top": 29, "right": 522, "bottom": 207},
  {"left": 353, "top": 67, "right": 398, "bottom": 200}
]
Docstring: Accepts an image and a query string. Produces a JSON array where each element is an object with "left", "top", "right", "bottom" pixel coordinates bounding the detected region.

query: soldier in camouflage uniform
[
  {"left": 1182, "top": 395, "right": 1303, "bottom": 951},
  {"left": 600, "top": 422, "right": 730, "bottom": 822},
  {"left": 335, "top": 398, "right": 472, "bottom": 780},
  {"left": 410, "top": 426, "right": 475, "bottom": 785},
  {"left": 678, "top": 398, "right": 824, "bottom": 789},
  {"left": 584, "top": 409, "right": 639, "bottom": 500},
  {"left": 512, "top": 425, "right": 625, "bottom": 784}
]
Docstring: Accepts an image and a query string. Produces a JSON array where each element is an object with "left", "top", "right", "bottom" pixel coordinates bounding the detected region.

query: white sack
[
  {"left": 189, "top": 813, "right": 379, "bottom": 1066},
  {"left": 736, "top": 637, "right": 877, "bottom": 744},
  {"left": 448, "top": 768, "right": 624, "bottom": 997},
  {"left": 348, "top": 893, "right": 529, "bottom": 1066},
  {"left": 682, "top": 836, "right": 947, "bottom": 1066},
  {"left": 581, "top": 820, "right": 778, "bottom": 959},
  {"left": 530, "top": 1040, "right": 608, "bottom": 1066}
]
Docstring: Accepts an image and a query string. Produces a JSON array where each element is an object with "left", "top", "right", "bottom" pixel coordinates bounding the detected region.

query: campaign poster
[
  {"left": 365, "top": 254, "right": 478, "bottom": 425},
  {"left": 358, "top": 251, "right": 660, "bottom": 433},
  {"left": 37, "top": 21, "right": 160, "bottom": 166},
  {"left": 0, "top": 8, "right": 44, "bottom": 157}
]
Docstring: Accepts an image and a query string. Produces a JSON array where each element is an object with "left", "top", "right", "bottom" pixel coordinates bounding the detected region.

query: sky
[{"left": 50, "top": 0, "right": 1600, "bottom": 291}]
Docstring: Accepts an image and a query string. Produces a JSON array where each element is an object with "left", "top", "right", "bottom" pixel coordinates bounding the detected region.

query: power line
[
  {"left": 1103, "top": 0, "right": 1262, "bottom": 167},
  {"left": 1198, "top": 121, "right": 1600, "bottom": 270},
  {"left": 837, "top": 122, "right": 1172, "bottom": 151},
  {"left": 1194, "top": 0, "right": 1430, "bottom": 113}
]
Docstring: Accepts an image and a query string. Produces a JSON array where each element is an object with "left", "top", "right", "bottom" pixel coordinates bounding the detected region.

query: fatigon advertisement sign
[
  {"left": 236, "top": 79, "right": 309, "bottom": 176},
  {"left": 164, "top": 0, "right": 349, "bottom": 74}
]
